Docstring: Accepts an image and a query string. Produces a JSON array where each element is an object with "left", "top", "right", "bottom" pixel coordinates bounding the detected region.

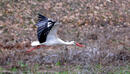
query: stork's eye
[{"left": 47, "top": 22, "right": 52, "bottom": 27}]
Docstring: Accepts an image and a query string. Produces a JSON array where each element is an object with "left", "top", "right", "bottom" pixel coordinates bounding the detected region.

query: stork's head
[{"left": 70, "top": 41, "right": 85, "bottom": 47}]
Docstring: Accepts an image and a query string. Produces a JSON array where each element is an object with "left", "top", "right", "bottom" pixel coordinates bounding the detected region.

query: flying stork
[{"left": 27, "top": 14, "right": 85, "bottom": 52}]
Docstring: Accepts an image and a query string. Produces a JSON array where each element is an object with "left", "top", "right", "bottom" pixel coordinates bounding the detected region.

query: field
[{"left": 0, "top": 0, "right": 130, "bottom": 73}]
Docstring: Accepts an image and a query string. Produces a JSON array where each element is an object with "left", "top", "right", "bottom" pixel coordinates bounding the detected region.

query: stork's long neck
[{"left": 57, "top": 38, "right": 74, "bottom": 45}]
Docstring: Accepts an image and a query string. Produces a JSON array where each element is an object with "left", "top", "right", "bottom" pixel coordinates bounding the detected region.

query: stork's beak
[{"left": 75, "top": 42, "right": 85, "bottom": 47}]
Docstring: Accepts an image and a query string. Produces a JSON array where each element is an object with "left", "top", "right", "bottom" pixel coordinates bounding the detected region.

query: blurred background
[{"left": 0, "top": 0, "right": 130, "bottom": 73}]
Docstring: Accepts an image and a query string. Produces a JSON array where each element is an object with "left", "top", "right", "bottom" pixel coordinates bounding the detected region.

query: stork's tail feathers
[{"left": 31, "top": 41, "right": 40, "bottom": 46}]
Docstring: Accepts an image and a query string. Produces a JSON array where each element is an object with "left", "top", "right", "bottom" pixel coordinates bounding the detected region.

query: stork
[{"left": 27, "top": 14, "right": 84, "bottom": 52}]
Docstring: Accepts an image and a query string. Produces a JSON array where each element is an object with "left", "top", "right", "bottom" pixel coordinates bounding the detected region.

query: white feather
[
  {"left": 46, "top": 22, "right": 59, "bottom": 42},
  {"left": 31, "top": 41, "right": 40, "bottom": 46}
]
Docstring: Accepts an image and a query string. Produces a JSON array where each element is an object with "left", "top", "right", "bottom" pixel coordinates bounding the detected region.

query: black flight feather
[
  {"left": 35, "top": 14, "right": 55, "bottom": 43},
  {"left": 38, "top": 13, "right": 48, "bottom": 22}
]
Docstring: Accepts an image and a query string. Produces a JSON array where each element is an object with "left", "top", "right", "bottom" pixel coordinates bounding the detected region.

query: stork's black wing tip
[
  {"left": 38, "top": 13, "right": 43, "bottom": 17},
  {"left": 38, "top": 13, "right": 48, "bottom": 22}
]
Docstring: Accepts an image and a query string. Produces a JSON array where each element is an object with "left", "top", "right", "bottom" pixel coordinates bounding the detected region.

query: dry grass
[{"left": 0, "top": 0, "right": 130, "bottom": 73}]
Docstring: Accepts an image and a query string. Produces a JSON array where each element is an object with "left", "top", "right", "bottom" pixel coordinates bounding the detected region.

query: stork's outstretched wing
[
  {"left": 37, "top": 24, "right": 51, "bottom": 43},
  {"left": 36, "top": 14, "right": 55, "bottom": 43}
]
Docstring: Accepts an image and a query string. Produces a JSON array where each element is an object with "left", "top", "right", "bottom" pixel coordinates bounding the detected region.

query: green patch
[
  {"left": 10, "top": 67, "right": 17, "bottom": 72},
  {"left": 76, "top": 65, "right": 81, "bottom": 70},
  {"left": 32, "top": 64, "right": 39, "bottom": 72},
  {"left": 0, "top": 49, "right": 2, "bottom": 53},
  {"left": 95, "top": 63, "right": 102, "bottom": 69},
  {"left": 114, "top": 65, "right": 130, "bottom": 74},
  {"left": 69, "top": 8, "right": 73, "bottom": 11},
  {"left": 56, "top": 61, "right": 61, "bottom": 66},
  {"left": 0, "top": 67, "right": 4, "bottom": 71},
  {"left": 18, "top": 61, "right": 28, "bottom": 68}
]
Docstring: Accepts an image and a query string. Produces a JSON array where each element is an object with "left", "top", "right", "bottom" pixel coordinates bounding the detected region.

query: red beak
[{"left": 76, "top": 42, "right": 85, "bottom": 47}]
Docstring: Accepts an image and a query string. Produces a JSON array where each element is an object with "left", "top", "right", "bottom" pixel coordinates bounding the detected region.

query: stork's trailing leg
[{"left": 26, "top": 45, "right": 46, "bottom": 52}]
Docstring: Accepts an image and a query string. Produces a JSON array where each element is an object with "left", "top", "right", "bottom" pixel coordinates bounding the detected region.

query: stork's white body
[
  {"left": 31, "top": 22, "right": 75, "bottom": 46},
  {"left": 31, "top": 39, "right": 74, "bottom": 46}
]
